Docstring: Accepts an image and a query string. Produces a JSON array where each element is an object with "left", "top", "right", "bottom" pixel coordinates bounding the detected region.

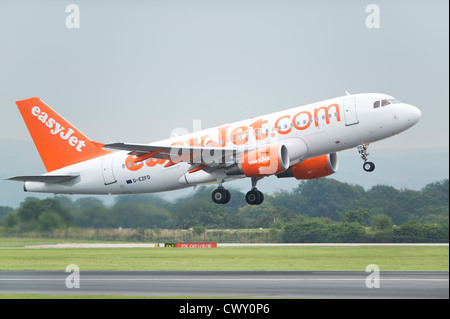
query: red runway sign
[{"left": 176, "top": 243, "right": 217, "bottom": 248}]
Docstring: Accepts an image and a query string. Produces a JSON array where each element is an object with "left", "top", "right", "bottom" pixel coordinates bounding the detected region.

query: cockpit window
[
  {"left": 381, "top": 99, "right": 390, "bottom": 107},
  {"left": 374, "top": 98, "right": 401, "bottom": 109}
]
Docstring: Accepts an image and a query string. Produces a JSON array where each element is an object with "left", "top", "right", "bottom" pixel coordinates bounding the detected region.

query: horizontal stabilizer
[{"left": 6, "top": 174, "right": 79, "bottom": 183}]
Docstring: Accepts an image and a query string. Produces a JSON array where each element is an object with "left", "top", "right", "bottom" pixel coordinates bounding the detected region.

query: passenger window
[
  {"left": 381, "top": 99, "right": 390, "bottom": 107},
  {"left": 374, "top": 101, "right": 380, "bottom": 108}
]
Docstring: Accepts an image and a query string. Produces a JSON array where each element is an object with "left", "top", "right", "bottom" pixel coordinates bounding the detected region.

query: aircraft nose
[{"left": 407, "top": 104, "right": 422, "bottom": 125}]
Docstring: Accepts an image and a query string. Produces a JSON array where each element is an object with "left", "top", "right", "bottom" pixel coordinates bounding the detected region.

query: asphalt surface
[{"left": 0, "top": 271, "right": 448, "bottom": 298}]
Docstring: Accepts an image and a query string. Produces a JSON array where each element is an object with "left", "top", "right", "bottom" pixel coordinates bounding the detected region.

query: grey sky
[{"left": 0, "top": 0, "right": 448, "bottom": 207}]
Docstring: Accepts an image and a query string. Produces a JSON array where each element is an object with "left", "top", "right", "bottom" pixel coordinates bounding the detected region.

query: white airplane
[{"left": 7, "top": 93, "right": 421, "bottom": 205}]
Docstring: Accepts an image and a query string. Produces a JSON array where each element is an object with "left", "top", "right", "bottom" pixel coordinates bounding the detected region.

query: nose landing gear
[
  {"left": 358, "top": 144, "right": 375, "bottom": 172},
  {"left": 363, "top": 161, "right": 375, "bottom": 172}
]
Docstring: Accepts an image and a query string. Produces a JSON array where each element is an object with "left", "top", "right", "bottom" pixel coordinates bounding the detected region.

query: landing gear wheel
[
  {"left": 224, "top": 189, "right": 231, "bottom": 203},
  {"left": 245, "top": 190, "right": 264, "bottom": 205},
  {"left": 245, "top": 190, "right": 260, "bottom": 205},
  {"left": 212, "top": 187, "right": 231, "bottom": 204},
  {"left": 363, "top": 161, "right": 375, "bottom": 172},
  {"left": 256, "top": 190, "right": 264, "bottom": 204},
  {"left": 358, "top": 144, "right": 375, "bottom": 173}
]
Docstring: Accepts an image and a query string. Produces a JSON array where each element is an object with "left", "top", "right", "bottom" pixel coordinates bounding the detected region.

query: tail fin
[{"left": 16, "top": 97, "right": 111, "bottom": 172}]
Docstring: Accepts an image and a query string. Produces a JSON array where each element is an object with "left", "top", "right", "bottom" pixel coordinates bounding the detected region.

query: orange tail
[{"left": 16, "top": 97, "right": 111, "bottom": 172}]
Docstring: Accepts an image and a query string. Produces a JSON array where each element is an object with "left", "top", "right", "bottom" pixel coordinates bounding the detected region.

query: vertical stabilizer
[{"left": 16, "top": 97, "right": 111, "bottom": 172}]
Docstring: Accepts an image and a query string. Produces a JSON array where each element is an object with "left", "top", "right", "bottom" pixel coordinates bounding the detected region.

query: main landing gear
[
  {"left": 245, "top": 189, "right": 264, "bottom": 205},
  {"left": 211, "top": 186, "right": 231, "bottom": 204},
  {"left": 358, "top": 144, "right": 375, "bottom": 172},
  {"left": 245, "top": 177, "right": 264, "bottom": 205},
  {"left": 211, "top": 177, "right": 265, "bottom": 205}
]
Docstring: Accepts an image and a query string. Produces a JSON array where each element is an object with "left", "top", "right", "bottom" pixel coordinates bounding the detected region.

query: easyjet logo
[
  {"left": 31, "top": 106, "right": 86, "bottom": 152},
  {"left": 248, "top": 156, "right": 270, "bottom": 165},
  {"left": 125, "top": 155, "right": 167, "bottom": 171},
  {"left": 174, "top": 103, "right": 341, "bottom": 148}
]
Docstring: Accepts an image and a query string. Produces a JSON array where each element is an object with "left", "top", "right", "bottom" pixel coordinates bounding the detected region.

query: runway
[{"left": 0, "top": 271, "right": 448, "bottom": 298}]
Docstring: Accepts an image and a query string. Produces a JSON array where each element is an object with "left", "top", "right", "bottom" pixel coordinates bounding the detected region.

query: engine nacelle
[
  {"left": 277, "top": 153, "right": 338, "bottom": 180},
  {"left": 225, "top": 144, "right": 290, "bottom": 177}
]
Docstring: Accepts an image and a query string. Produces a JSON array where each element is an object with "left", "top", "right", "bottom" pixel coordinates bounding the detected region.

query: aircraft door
[
  {"left": 101, "top": 157, "right": 117, "bottom": 185},
  {"left": 343, "top": 98, "right": 359, "bottom": 126}
]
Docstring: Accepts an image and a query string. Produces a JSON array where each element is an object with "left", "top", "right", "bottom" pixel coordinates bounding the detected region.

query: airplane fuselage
[{"left": 22, "top": 93, "right": 421, "bottom": 196}]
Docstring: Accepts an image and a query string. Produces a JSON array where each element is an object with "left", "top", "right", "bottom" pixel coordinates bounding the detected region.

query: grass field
[{"left": 0, "top": 239, "right": 448, "bottom": 271}]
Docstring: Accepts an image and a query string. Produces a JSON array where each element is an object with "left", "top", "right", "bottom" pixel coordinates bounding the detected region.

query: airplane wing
[
  {"left": 102, "top": 143, "right": 169, "bottom": 157},
  {"left": 103, "top": 142, "right": 242, "bottom": 168},
  {"left": 6, "top": 174, "right": 80, "bottom": 183}
]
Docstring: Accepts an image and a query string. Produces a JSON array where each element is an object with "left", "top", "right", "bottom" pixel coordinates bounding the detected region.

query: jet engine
[
  {"left": 225, "top": 144, "right": 290, "bottom": 177},
  {"left": 277, "top": 153, "right": 338, "bottom": 180}
]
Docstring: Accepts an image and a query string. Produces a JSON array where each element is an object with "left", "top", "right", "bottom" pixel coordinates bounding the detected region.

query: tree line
[{"left": 0, "top": 178, "right": 448, "bottom": 242}]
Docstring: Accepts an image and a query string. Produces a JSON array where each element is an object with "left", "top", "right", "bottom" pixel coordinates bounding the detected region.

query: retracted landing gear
[
  {"left": 245, "top": 177, "right": 264, "bottom": 205},
  {"left": 358, "top": 144, "right": 375, "bottom": 172}
]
